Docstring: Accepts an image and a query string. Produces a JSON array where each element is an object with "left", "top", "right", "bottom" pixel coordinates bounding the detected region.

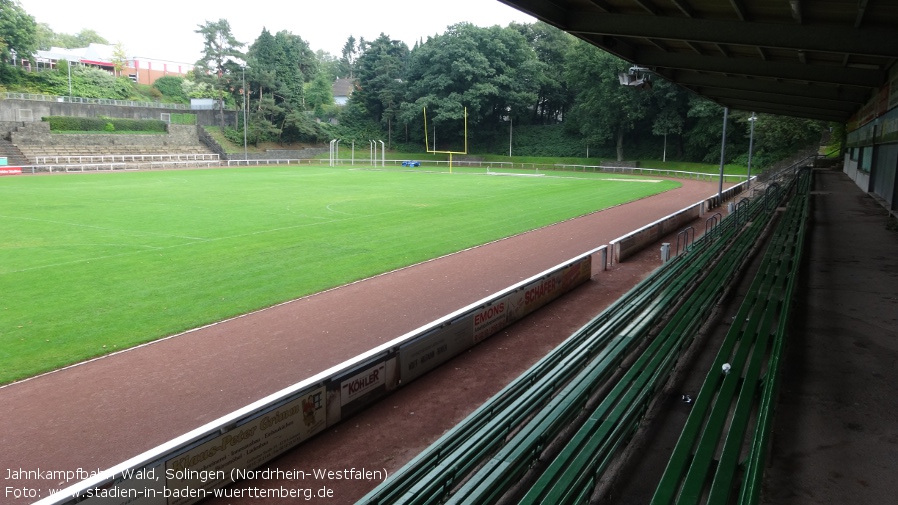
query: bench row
[
  {"left": 359, "top": 172, "right": 792, "bottom": 504},
  {"left": 650, "top": 168, "right": 811, "bottom": 505}
]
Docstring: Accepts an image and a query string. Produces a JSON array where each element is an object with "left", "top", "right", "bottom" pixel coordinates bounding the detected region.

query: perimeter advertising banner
[
  {"left": 0, "top": 167, "right": 22, "bottom": 175},
  {"left": 473, "top": 299, "right": 510, "bottom": 343},
  {"left": 162, "top": 386, "right": 326, "bottom": 505},
  {"left": 399, "top": 255, "right": 592, "bottom": 383},
  {"left": 506, "top": 257, "right": 592, "bottom": 322},
  {"left": 67, "top": 387, "right": 326, "bottom": 505},
  {"left": 326, "top": 356, "right": 399, "bottom": 423},
  {"left": 400, "top": 314, "right": 476, "bottom": 382}
]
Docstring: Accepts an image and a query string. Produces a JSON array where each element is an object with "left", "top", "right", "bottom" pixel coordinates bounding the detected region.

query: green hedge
[
  {"left": 43, "top": 116, "right": 168, "bottom": 133},
  {"left": 170, "top": 113, "right": 197, "bottom": 125}
]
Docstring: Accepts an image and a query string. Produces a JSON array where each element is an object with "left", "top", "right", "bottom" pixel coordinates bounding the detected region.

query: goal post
[{"left": 423, "top": 106, "right": 468, "bottom": 172}]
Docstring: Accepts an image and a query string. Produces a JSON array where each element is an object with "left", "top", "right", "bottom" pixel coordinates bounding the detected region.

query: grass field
[{"left": 0, "top": 166, "right": 679, "bottom": 384}]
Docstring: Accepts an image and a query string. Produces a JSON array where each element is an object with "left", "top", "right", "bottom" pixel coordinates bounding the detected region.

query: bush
[
  {"left": 222, "top": 126, "right": 244, "bottom": 145},
  {"left": 43, "top": 116, "right": 167, "bottom": 133},
  {"left": 170, "top": 113, "right": 197, "bottom": 125},
  {"left": 153, "top": 76, "right": 188, "bottom": 102}
]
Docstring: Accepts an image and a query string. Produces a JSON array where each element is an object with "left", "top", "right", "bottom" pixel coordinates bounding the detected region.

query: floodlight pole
[
  {"left": 67, "top": 60, "right": 72, "bottom": 99},
  {"left": 718, "top": 107, "right": 729, "bottom": 204},
  {"left": 242, "top": 65, "right": 248, "bottom": 162},
  {"left": 747, "top": 112, "right": 757, "bottom": 192},
  {"left": 509, "top": 116, "right": 513, "bottom": 158},
  {"left": 351, "top": 141, "right": 355, "bottom": 166}
]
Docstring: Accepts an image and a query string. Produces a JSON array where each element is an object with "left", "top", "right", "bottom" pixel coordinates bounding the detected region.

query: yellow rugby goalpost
[{"left": 423, "top": 106, "right": 467, "bottom": 173}]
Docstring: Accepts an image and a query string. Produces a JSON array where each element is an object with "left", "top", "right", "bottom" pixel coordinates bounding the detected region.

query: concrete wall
[
  {"left": 0, "top": 99, "right": 237, "bottom": 127},
  {"left": 610, "top": 203, "right": 703, "bottom": 263},
  {"left": 10, "top": 121, "right": 202, "bottom": 148}
]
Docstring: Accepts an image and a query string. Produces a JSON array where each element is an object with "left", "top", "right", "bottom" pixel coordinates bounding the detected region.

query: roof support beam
[
  {"left": 587, "top": 0, "right": 616, "bottom": 12},
  {"left": 633, "top": 0, "right": 661, "bottom": 16},
  {"left": 564, "top": 11, "right": 898, "bottom": 58},
  {"left": 709, "top": 98, "right": 848, "bottom": 122},
  {"left": 496, "top": 0, "right": 569, "bottom": 27},
  {"left": 728, "top": 0, "right": 749, "bottom": 21},
  {"left": 635, "top": 49, "right": 885, "bottom": 88},
  {"left": 699, "top": 87, "right": 859, "bottom": 115},
  {"left": 666, "top": 71, "right": 870, "bottom": 105},
  {"left": 669, "top": 0, "right": 696, "bottom": 18}
]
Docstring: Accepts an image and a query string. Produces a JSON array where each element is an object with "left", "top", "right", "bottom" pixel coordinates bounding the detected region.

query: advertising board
[{"left": 162, "top": 386, "right": 326, "bottom": 505}]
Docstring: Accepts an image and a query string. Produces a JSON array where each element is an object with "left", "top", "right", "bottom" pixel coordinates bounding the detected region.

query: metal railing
[
  {"left": 2, "top": 92, "right": 189, "bottom": 110},
  {"left": 34, "top": 153, "right": 219, "bottom": 164}
]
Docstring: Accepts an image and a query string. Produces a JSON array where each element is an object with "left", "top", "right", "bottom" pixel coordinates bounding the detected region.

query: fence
[
  {"left": 34, "top": 153, "right": 219, "bottom": 164},
  {"left": 2, "top": 92, "right": 190, "bottom": 110}
]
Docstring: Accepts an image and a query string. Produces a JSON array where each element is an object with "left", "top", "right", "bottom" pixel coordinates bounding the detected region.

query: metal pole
[
  {"left": 509, "top": 117, "right": 512, "bottom": 158},
  {"left": 351, "top": 141, "right": 354, "bottom": 166},
  {"left": 67, "top": 61, "right": 72, "bottom": 99},
  {"left": 335, "top": 140, "right": 341, "bottom": 166},
  {"left": 747, "top": 112, "right": 756, "bottom": 192},
  {"left": 379, "top": 140, "right": 385, "bottom": 167},
  {"left": 718, "top": 107, "right": 729, "bottom": 203},
  {"left": 242, "top": 66, "right": 248, "bottom": 161}
]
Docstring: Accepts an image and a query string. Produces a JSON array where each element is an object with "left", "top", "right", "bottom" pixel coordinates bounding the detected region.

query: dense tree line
[{"left": 0, "top": 0, "right": 825, "bottom": 166}]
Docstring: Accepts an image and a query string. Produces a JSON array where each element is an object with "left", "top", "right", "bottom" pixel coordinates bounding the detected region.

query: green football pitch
[{"left": 0, "top": 166, "right": 679, "bottom": 384}]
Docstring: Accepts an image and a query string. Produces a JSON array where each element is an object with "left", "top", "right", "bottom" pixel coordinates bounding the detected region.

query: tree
[
  {"left": 512, "top": 21, "right": 574, "bottom": 125},
  {"left": 71, "top": 29, "right": 107, "bottom": 47},
  {"left": 683, "top": 97, "right": 738, "bottom": 163},
  {"left": 400, "top": 23, "right": 540, "bottom": 151},
  {"left": 0, "top": 0, "right": 38, "bottom": 65},
  {"left": 305, "top": 72, "right": 334, "bottom": 116},
  {"left": 315, "top": 50, "right": 340, "bottom": 82},
  {"left": 652, "top": 107, "right": 684, "bottom": 162},
  {"left": 565, "top": 41, "right": 653, "bottom": 161},
  {"left": 35, "top": 26, "right": 108, "bottom": 50},
  {"left": 731, "top": 112, "right": 824, "bottom": 169},
  {"left": 111, "top": 42, "right": 127, "bottom": 77},
  {"left": 339, "top": 35, "right": 358, "bottom": 78},
  {"left": 194, "top": 19, "right": 245, "bottom": 128},
  {"left": 244, "top": 28, "right": 318, "bottom": 144},
  {"left": 274, "top": 30, "right": 317, "bottom": 104},
  {"left": 352, "top": 34, "right": 409, "bottom": 148}
]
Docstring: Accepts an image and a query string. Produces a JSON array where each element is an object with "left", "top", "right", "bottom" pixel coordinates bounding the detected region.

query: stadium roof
[{"left": 499, "top": 0, "right": 898, "bottom": 123}]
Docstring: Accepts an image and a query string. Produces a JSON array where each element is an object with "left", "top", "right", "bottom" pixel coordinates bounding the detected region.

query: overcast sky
[{"left": 20, "top": 0, "right": 536, "bottom": 64}]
